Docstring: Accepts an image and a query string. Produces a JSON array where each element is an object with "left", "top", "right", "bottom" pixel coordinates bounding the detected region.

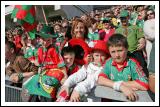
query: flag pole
[{"left": 41, "top": 6, "right": 48, "bottom": 26}]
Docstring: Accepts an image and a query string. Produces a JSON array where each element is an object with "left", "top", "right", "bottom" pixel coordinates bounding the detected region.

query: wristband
[
  {"left": 113, "top": 81, "right": 123, "bottom": 91},
  {"left": 18, "top": 73, "right": 24, "bottom": 82}
]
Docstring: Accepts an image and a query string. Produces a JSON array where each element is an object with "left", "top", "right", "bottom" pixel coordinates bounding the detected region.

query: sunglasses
[
  {"left": 103, "top": 20, "right": 110, "bottom": 23},
  {"left": 63, "top": 26, "right": 68, "bottom": 29},
  {"left": 120, "top": 17, "right": 127, "bottom": 20},
  {"left": 147, "top": 12, "right": 154, "bottom": 16}
]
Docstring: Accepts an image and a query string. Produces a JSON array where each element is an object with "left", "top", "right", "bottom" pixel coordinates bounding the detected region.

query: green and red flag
[{"left": 11, "top": 5, "right": 37, "bottom": 39}]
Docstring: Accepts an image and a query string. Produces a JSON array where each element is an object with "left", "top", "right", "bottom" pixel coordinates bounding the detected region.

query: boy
[
  {"left": 57, "top": 40, "right": 109, "bottom": 102},
  {"left": 98, "top": 34, "right": 149, "bottom": 101},
  {"left": 61, "top": 46, "right": 81, "bottom": 76}
]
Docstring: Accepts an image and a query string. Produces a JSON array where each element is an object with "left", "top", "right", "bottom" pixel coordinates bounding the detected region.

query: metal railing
[{"left": 5, "top": 84, "right": 22, "bottom": 102}]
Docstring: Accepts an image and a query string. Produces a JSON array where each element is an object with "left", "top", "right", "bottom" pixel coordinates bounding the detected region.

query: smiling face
[
  {"left": 54, "top": 24, "right": 61, "bottom": 34},
  {"left": 109, "top": 46, "right": 128, "bottom": 64},
  {"left": 73, "top": 22, "right": 85, "bottom": 39},
  {"left": 147, "top": 10, "right": 155, "bottom": 20}
]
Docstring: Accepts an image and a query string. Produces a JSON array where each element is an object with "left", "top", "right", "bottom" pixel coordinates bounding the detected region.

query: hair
[
  {"left": 90, "top": 18, "right": 97, "bottom": 25},
  {"left": 107, "top": 33, "right": 128, "bottom": 49},
  {"left": 53, "top": 23, "right": 62, "bottom": 29},
  {"left": 61, "top": 46, "right": 75, "bottom": 57},
  {"left": 147, "top": 9, "right": 155, "bottom": 15},
  {"left": 71, "top": 18, "right": 88, "bottom": 39},
  {"left": 94, "top": 14, "right": 99, "bottom": 17}
]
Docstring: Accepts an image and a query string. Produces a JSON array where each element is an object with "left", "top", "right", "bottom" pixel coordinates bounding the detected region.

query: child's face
[
  {"left": 63, "top": 53, "right": 75, "bottom": 67},
  {"left": 74, "top": 22, "right": 85, "bottom": 39},
  {"left": 93, "top": 50, "right": 106, "bottom": 65},
  {"left": 109, "top": 46, "right": 128, "bottom": 64}
]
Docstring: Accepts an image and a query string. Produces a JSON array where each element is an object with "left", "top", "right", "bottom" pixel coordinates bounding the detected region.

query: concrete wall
[{"left": 61, "top": 5, "right": 93, "bottom": 19}]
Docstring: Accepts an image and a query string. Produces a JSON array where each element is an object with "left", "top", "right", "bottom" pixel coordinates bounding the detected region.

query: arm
[
  {"left": 74, "top": 66, "right": 102, "bottom": 96},
  {"left": 10, "top": 56, "right": 38, "bottom": 83},
  {"left": 136, "top": 26, "right": 146, "bottom": 51},
  {"left": 63, "top": 65, "right": 87, "bottom": 88},
  {"left": 59, "top": 67, "right": 68, "bottom": 85},
  {"left": 130, "top": 58, "right": 149, "bottom": 90},
  {"left": 98, "top": 76, "right": 138, "bottom": 101},
  {"left": 122, "top": 81, "right": 148, "bottom": 91},
  {"left": 9, "top": 72, "right": 35, "bottom": 83},
  {"left": 57, "top": 66, "right": 87, "bottom": 101},
  {"left": 97, "top": 76, "right": 115, "bottom": 88},
  {"left": 74, "top": 75, "right": 96, "bottom": 96}
]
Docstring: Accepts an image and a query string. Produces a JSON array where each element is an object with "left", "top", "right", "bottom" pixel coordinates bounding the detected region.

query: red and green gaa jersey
[{"left": 99, "top": 57, "right": 149, "bottom": 89}]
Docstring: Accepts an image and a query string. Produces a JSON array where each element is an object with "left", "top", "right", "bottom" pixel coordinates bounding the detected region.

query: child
[
  {"left": 61, "top": 46, "right": 81, "bottom": 76},
  {"left": 57, "top": 40, "right": 109, "bottom": 102},
  {"left": 23, "top": 25, "right": 67, "bottom": 101},
  {"left": 98, "top": 33, "right": 149, "bottom": 102}
]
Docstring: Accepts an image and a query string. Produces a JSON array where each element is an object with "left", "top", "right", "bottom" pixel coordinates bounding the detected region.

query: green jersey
[
  {"left": 116, "top": 25, "right": 144, "bottom": 53},
  {"left": 99, "top": 58, "right": 149, "bottom": 89}
]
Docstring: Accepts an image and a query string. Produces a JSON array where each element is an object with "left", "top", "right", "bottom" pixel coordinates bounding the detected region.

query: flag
[{"left": 11, "top": 5, "right": 37, "bottom": 39}]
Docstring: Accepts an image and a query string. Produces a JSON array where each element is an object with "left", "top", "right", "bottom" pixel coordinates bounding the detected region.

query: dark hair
[
  {"left": 61, "top": 46, "right": 75, "bottom": 57},
  {"left": 107, "top": 33, "right": 128, "bottom": 49},
  {"left": 94, "top": 14, "right": 99, "bottom": 17},
  {"left": 147, "top": 9, "right": 155, "bottom": 15}
]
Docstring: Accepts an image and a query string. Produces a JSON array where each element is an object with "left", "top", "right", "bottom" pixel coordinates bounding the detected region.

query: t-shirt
[{"left": 99, "top": 58, "right": 149, "bottom": 89}]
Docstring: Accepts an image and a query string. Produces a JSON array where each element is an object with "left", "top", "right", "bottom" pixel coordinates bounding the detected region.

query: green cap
[
  {"left": 37, "top": 25, "right": 58, "bottom": 39},
  {"left": 102, "top": 17, "right": 110, "bottom": 23},
  {"left": 120, "top": 10, "right": 129, "bottom": 17},
  {"left": 103, "top": 17, "right": 110, "bottom": 21}
]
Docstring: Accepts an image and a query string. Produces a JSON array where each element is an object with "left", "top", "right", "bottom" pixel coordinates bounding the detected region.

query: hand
[
  {"left": 69, "top": 90, "right": 80, "bottom": 102},
  {"left": 9, "top": 73, "right": 19, "bottom": 83},
  {"left": 57, "top": 86, "right": 69, "bottom": 98},
  {"left": 120, "top": 84, "right": 138, "bottom": 101},
  {"left": 137, "top": 38, "right": 146, "bottom": 50}
]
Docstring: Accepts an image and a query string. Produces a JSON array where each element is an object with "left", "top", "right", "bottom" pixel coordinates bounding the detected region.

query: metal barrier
[
  {"left": 5, "top": 80, "right": 23, "bottom": 102},
  {"left": 94, "top": 85, "right": 153, "bottom": 102}
]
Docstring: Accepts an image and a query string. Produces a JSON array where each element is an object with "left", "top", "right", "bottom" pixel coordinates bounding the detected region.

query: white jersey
[{"left": 63, "top": 62, "right": 103, "bottom": 96}]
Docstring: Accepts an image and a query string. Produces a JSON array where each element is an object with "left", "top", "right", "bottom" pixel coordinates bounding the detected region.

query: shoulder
[
  {"left": 103, "top": 57, "right": 112, "bottom": 67},
  {"left": 104, "top": 57, "right": 112, "bottom": 64},
  {"left": 98, "top": 29, "right": 105, "bottom": 33},
  {"left": 129, "top": 57, "right": 141, "bottom": 67}
]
